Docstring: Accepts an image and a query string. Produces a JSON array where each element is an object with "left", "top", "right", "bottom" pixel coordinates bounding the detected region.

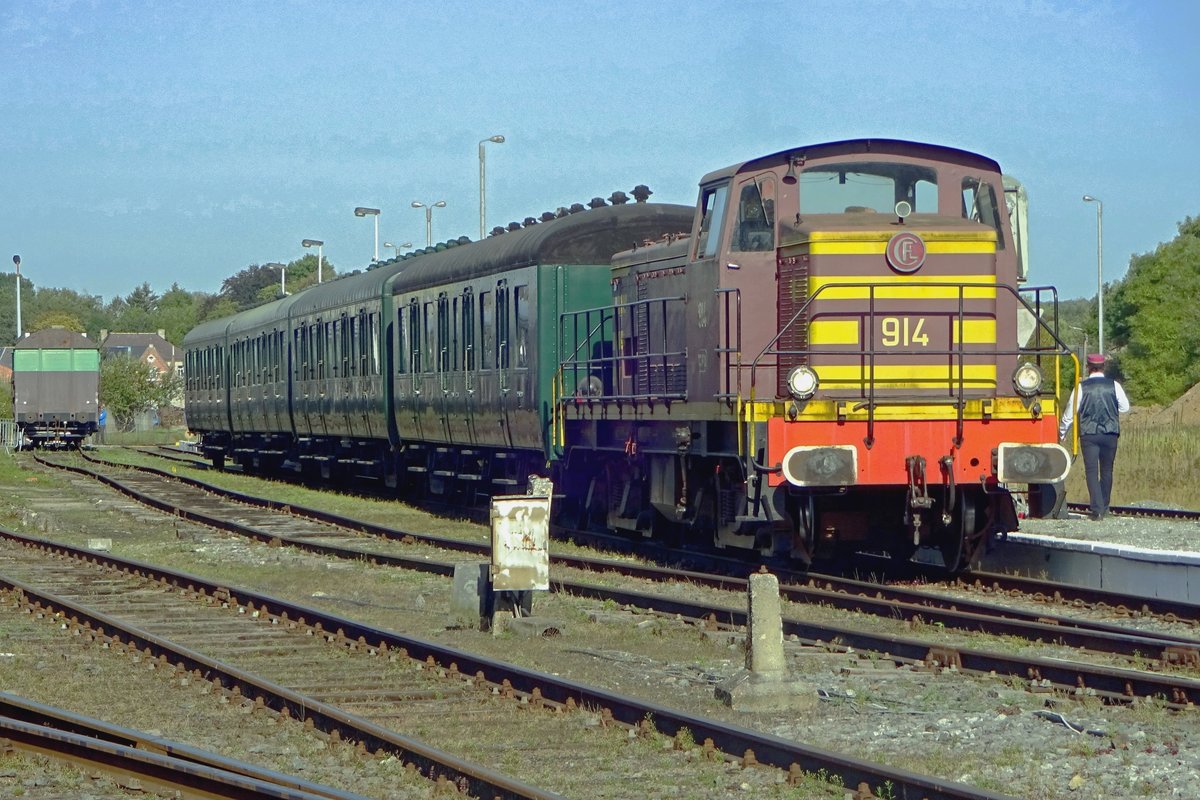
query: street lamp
[
  {"left": 11, "top": 255, "right": 21, "bottom": 340},
  {"left": 479, "top": 134, "right": 505, "bottom": 240},
  {"left": 266, "top": 262, "right": 287, "bottom": 297},
  {"left": 383, "top": 241, "right": 412, "bottom": 259},
  {"left": 301, "top": 239, "right": 324, "bottom": 284},
  {"left": 354, "top": 207, "right": 381, "bottom": 262},
  {"left": 1066, "top": 323, "right": 1089, "bottom": 373},
  {"left": 1082, "top": 195, "right": 1104, "bottom": 355},
  {"left": 411, "top": 200, "right": 446, "bottom": 247}
]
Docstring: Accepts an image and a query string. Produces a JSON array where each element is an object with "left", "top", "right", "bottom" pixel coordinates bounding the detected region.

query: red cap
[{"left": 1086, "top": 353, "right": 1106, "bottom": 366}]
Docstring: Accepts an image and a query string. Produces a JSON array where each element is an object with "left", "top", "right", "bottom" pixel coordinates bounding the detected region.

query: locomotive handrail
[
  {"left": 714, "top": 287, "right": 742, "bottom": 403},
  {"left": 557, "top": 295, "right": 688, "bottom": 404},
  {"left": 742, "top": 281, "right": 1072, "bottom": 478}
]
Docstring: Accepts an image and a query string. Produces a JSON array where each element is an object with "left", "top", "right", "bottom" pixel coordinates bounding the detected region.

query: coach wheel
[{"left": 938, "top": 488, "right": 989, "bottom": 572}]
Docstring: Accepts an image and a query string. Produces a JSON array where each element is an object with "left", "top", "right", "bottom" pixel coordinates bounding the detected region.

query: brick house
[{"left": 100, "top": 330, "right": 185, "bottom": 408}]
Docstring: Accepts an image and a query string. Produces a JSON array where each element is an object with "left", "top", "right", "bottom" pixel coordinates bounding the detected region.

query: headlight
[
  {"left": 1012, "top": 362, "right": 1043, "bottom": 397},
  {"left": 786, "top": 365, "right": 819, "bottom": 400}
]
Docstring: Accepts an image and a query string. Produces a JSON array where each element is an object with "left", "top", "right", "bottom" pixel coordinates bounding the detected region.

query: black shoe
[{"left": 1089, "top": 513, "right": 1103, "bottom": 522}]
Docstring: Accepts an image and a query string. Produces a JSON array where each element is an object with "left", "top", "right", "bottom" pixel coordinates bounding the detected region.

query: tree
[
  {"left": 100, "top": 355, "right": 181, "bottom": 432},
  {"left": 220, "top": 264, "right": 280, "bottom": 311},
  {"left": 28, "top": 311, "right": 86, "bottom": 332},
  {"left": 155, "top": 283, "right": 206, "bottom": 344},
  {"left": 1107, "top": 215, "right": 1200, "bottom": 405},
  {"left": 28, "top": 286, "right": 106, "bottom": 341}
]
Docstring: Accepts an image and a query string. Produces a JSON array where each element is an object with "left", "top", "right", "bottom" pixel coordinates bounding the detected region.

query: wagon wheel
[{"left": 938, "top": 488, "right": 989, "bottom": 572}]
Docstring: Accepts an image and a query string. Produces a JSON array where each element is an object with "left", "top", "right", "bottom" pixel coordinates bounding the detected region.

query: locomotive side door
[{"left": 720, "top": 174, "right": 782, "bottom": 399}]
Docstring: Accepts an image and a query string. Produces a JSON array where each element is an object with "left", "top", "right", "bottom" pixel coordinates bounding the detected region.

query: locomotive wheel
[
  {"left": 791, "top": 493, "right": 817, "bottom": 565},
  {"left": 938, "top": 488, "right": 989, "bottom": 572}
]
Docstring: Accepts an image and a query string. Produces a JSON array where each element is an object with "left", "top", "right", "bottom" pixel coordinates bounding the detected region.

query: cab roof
[{"left": 698, "top": 138, "right": 1003, "bottom": 186}]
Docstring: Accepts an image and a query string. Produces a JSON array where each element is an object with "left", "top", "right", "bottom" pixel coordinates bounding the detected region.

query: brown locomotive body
[{"left": 557, "top": 138, "right": 1070, "bottom": 569}]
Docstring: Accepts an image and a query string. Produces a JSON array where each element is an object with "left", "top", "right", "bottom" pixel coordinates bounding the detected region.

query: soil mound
[{"left": 1143, "top": 380, "right": 1200, "bottom": 427}]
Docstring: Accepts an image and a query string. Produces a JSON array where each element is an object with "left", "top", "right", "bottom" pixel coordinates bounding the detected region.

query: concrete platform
[{"left": 980, "top": 528, "right": 1200, "bottom": 604}]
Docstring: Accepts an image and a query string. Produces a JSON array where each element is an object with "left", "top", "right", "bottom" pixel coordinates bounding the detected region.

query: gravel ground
[{"left": 5, "top": 456, "right": 1200, "bottom": 799}]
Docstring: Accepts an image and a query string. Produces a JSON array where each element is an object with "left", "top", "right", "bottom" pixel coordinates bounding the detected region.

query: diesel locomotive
[{"left": 184, "top": 138, "right": 1072, "bottom": 570}]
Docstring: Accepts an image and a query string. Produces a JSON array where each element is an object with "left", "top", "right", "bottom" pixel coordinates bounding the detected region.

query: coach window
[
  {"left": 694, "top": 183, "right": 729, "bottom": 259},
  {"left": 341, "top": 314, "right": 351, "bottom": 378},
  {"left": 732, "top": 177, "right": 776, "bottom": 252},
  {"left": 462, "top": 289, "right": 475, "bottom": 370},
  {"left": 480, "top": 290, "right": 494, "bottom": 369},
  {"left": 400, "top": 307, "right": 410, "bottom": 376},
  {"left": 424, "top": 301, "right": 436, "bottom": 373},
  {"left": 408, "top": 300, "right": 421, "bottom": 373},
  {"left": 368, "top": 311, "right": 380, "bottom": 375},
  {"left": 962, "top": 177, "right": 1006, "bottom": 249},
  {"left": 496, "top": 281, "right": 510, "bottom": 369},
  {"left": 451, "top": 297, "right": 459, "bottom": 372},
  {"left": 314, "top": 323, "right": 324, "bottom": 380},
  {"left": 297, "top": 328, "right": 307, "bottom": 381},
  {"left": 437, "top": 294, "right": 450, "bottom": 372},
  {"left": 515, "top": 285, "right": 530, "bottom": 368}
]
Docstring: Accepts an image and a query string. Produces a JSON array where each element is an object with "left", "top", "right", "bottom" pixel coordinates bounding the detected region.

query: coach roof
[
  {"left": 14, "top": 327, "right": 96, "bottom": 350},
  {"left": 387, "top": 202, "right": 693, "bottom": 294}
]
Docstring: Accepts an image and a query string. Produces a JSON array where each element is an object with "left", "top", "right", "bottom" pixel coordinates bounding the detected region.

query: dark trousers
[{"left": 1080, "top": 433, "right": 1119, "bottom": 518}]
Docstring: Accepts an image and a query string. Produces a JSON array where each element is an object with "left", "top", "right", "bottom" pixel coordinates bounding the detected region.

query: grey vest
[{"left": 1078, "top": 377, "right": 1120, "bottom": 436}]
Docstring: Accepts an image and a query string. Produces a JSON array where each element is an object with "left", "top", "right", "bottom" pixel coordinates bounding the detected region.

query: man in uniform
[{"left": 1059, "top": 354, "right": 1130, "bottom": 520}]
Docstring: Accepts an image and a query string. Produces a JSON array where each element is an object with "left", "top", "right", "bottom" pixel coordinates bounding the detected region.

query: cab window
[
  {"left": 962, "top": 177, "right": 1006, "bottom": 249},
  {"left": 732, "top": 177, "right": 776, "bottom": 252},
  {"left": 694, "top": 184, "right": 729, "bottom": 259}
]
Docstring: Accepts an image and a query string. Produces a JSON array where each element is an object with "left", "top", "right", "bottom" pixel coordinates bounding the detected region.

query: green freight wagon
[{"left": 12, "top": 327, "right": 100, "bottom": 449}]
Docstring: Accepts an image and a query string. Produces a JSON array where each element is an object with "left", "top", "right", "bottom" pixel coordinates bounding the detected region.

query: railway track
[
  {"left": 135, "top": 445, "right": 1200, "bottom": 624},
  {"left": 0, "top": 527, "right": 1010, "bottom": 800},
  {"left": 0, "top": 692, "right": 370, "bottom": 800},
  {"left": 79, "top": 450, "right": 1200, "bottom": 648},
  {"left": 31, "top": 450, "right": 1200, "bottom": 707},
  {"left": 1065, "top": 501, "right": 1200, "bottom": 522}
]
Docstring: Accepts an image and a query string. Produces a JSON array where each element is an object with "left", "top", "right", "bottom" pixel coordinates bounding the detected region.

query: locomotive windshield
[
  {"left": 798, "top": 161, "right": 1007, "bottom": 247},
  {"left": 799, "top": 161, "right": 938, "bottom": 215}
]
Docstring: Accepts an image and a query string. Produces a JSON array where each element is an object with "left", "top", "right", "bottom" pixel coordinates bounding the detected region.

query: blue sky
[{"left": 2, "top": 0, "right": 1197, "bottom": 302}]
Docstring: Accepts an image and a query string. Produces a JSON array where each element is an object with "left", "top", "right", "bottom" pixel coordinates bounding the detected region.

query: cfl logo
[{"left": 886, "top": 232, "right": 927, "bottom": 273}]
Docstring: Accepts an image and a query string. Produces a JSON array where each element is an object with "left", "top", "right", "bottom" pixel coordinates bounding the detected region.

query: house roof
[{"left": 101, "top": 332, "right": 180, "bottom": 361}]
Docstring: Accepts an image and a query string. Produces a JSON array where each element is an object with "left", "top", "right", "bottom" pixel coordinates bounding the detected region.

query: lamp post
[
  {"left": 383, "top": 241, "right": 412, "bottom": 259},
  {"left": 1082, "top": 195, "right": 1104, "bottom": 355},
  {"left": 301, "top": 239, "right": 324, "bottom": 284},
  {"left": 354, "top": 207, "right": 381, "bottom": 262},
  {"left": 479, "top": 134, "right": 505, "bottom": 240},
  {"left": 411, "top": 200, "right": 446, "bottom": 247},
  {"left": 1066, "top": 323, "right": 1089, "bottom": 373},
  {"left": 266, "top": 262, "right": 287, "bottom": 297},
  {"left": 11, "top": 255, "right": 21, "bottom": 340}
]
